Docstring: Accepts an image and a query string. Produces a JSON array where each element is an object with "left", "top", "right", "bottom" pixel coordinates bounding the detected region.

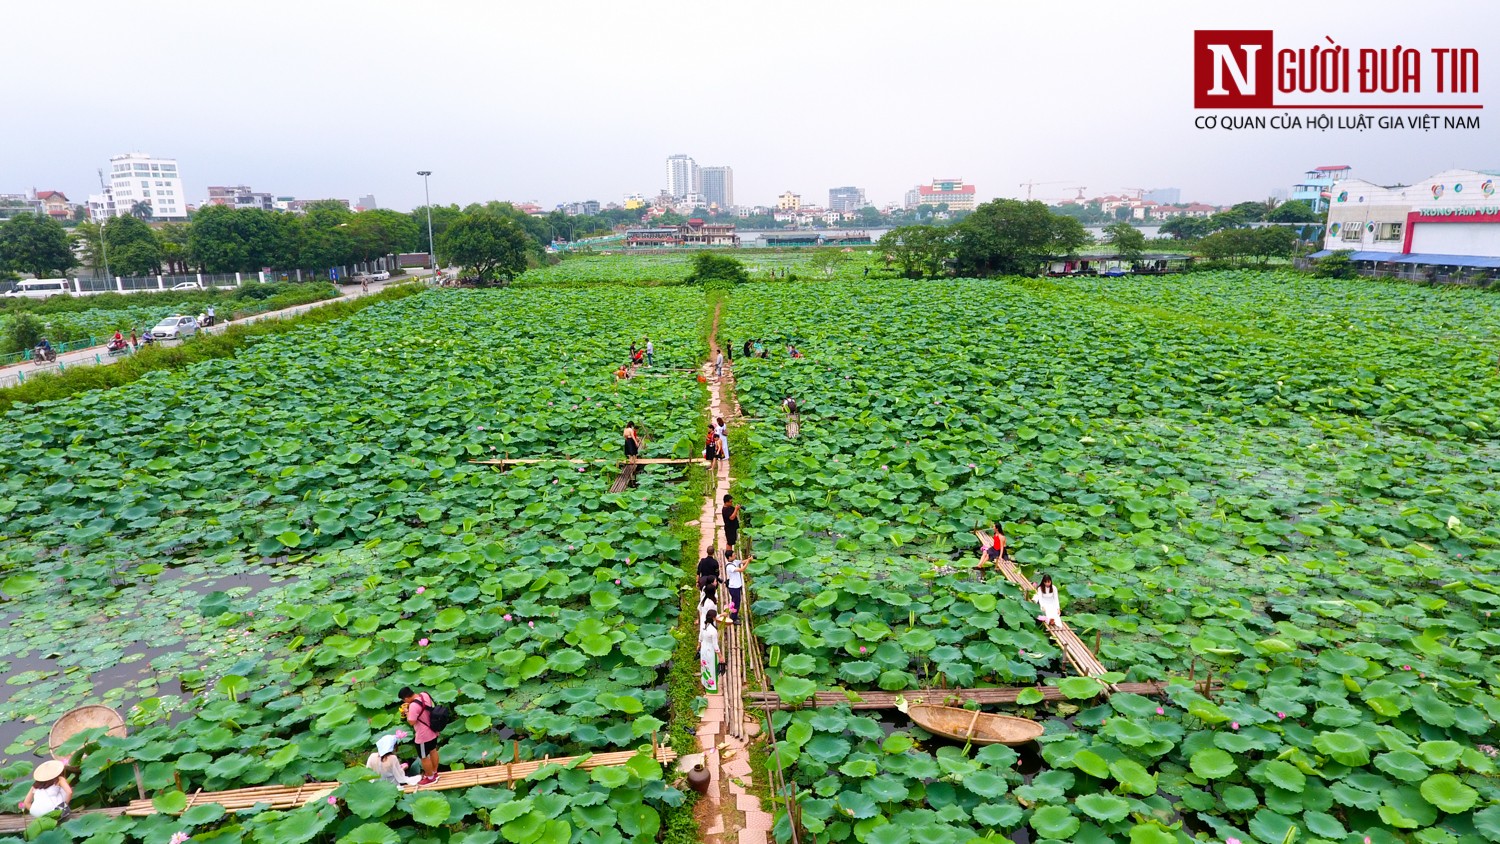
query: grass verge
[{"left": 0, "top": 284, "right": 422, "bottom": 412}]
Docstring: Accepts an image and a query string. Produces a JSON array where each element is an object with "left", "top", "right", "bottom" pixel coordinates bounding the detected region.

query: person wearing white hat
[
  {"left": 365, "top": 734, "right": 421, "bottom": 786},
  {"left": 20, "top": 760, "right": 72, "bottom": 817}
]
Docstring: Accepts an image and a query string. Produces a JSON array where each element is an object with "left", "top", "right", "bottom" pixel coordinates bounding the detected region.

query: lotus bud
[
  {"left": 1156, "top": 707, "right": 1165, "bottom": 715},
  {"left": 503, "top": 614, "right": 512, "bottom": 621},
  {"left": 419, "top": 638, "right": 429, "bottom": 646},
  {"left": 416, "top": 586, "right": 425, "bottom": 594},
  {"left": 1230, "top": 721, "right": 1239, "bottom": 730}
]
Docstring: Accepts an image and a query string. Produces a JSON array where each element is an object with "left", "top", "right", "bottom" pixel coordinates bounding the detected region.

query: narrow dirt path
[{"left": 694, "top": 298, "right": 775, "bottom": 844}]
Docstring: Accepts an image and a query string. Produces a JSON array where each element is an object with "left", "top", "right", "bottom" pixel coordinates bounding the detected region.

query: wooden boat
[{"left": 907, "top": 704, "right": 1044, "bottom": 745}]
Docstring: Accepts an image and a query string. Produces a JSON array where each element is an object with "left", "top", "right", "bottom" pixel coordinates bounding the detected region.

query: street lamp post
[{"left": 417, "top": 171, "right": 435, "bottom": 275}]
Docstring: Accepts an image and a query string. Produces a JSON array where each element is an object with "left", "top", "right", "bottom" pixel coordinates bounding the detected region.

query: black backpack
[{"left": 419, "top": 696, "right": 454, "bottom": 733}]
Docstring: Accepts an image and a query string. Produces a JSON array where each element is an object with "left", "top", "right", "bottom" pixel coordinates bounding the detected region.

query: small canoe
[{"left": 908, "top": 704, "right": 1044, "bottom": 746}]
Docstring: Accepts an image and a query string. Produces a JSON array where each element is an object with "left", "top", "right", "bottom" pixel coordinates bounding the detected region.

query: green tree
[
  {"left": 953, "top": 200, "right": 1088, "bottom": 277},
  {"left": 1159, "top": 216, "right": 1212, "bottom": 240},
  {"left": 130, "top": 200, "right": 154, "bottom": 220},
  {"left": 1, "top": 313, "right": 46, "bottom": 355},
  {"left": 1313, "top": 251, "right": 1356, "bottom": 278},
  {"left": 807, "top": 250, "right": 850, "bottom": 278},
  {"left": 1230, "top": 200, "right": 1267, "bottom": 222},
  {"left": 684, "top": 252, "right": 749, "bottom": 287},
  {"left": 1103, "top": 222, "right": 1147, "bottom": 261},
  {"left": 878, "top": 225, "right": 954, "bottom": 278},
  {"left": 155, "top": 222, "right": 193, "bottom": 274},
  {"left": 104, "top": 216, "right": 162, "bottom": 275},
  {"left": 1266, "top": 200, "right": 1317, "bottom": 223},
  {"left": 345, "top": 210, "right": 420, "bottom": 262},
  {"left": 440, "top": 213, "right": 532, "bottom": 285},
  {"left": 1248, "top": 226, "right": 1297, "bottom": 265},
  {"left": 190, "top": 206, "right": 300, "bottom": 272},
  {"left": 0, "top": 213, "right": 77, "bottom": 277}
]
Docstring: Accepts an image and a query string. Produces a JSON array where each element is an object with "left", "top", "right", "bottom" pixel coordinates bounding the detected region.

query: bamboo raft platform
[
  {"left": 746, "top": 679, "right": 1217, "bottom": 711},
  {"left": 973, "top": 532, "right": 1110, "bottom": 679},
  {"left": 786, "top": 413, "right": 800, "bottom": 439},
  {"left": 0, "top": 807, "right": 127, "bottom": 835},
  {"left": 120, "top": 746, "right": 676, "bottom": 818},
  {"left": 609, "top": 460, "right": 640, "bottom": 493}
]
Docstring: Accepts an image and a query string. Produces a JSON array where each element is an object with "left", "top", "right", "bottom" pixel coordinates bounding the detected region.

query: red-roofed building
[
  {"left": 33, "top": 190, "right": 72, "bottom": 220},
  {"left": 908, "top": 178, "right": 978, "bottom": 212}
]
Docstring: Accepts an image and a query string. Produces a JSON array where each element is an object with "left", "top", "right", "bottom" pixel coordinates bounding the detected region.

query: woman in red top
[
  {"left": 400, "top": 687, "right": 442, "bottom": 784},
  {"left": 985, "top": 523, "right": 1007, "bottom": 564}
]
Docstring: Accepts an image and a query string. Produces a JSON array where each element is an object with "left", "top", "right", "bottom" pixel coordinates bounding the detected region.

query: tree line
[{"left": 0, "top": 200, "right": 604, "bottom": 281}]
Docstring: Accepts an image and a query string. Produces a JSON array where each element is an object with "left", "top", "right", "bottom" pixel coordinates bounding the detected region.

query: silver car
[{"left": 149, "top": 315, "right": 199, "bottom": 341}]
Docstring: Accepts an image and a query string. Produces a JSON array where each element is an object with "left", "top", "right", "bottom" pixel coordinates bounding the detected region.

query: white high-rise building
[
  {"left": 666, "top": 154, "right": 699, "bottom": 200},
  {"left": 102, "top": 152, "right": 187, "bottom": 221}
]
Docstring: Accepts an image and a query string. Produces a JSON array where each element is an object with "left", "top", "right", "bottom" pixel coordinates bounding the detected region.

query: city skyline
[{"left": 5, "top": 1, "right": 1495, "bottom": 212}]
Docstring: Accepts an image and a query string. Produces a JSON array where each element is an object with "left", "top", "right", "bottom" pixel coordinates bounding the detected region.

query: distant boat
[{"left": 907, "top": 704, "right": 1044, "bottom": 746}]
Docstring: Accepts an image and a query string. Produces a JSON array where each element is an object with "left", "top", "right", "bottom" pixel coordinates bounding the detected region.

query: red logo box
[{"left": 1194, "top": 30, "right": 1274, "bottom": 108}]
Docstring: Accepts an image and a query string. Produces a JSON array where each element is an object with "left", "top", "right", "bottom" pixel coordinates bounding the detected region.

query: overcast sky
[{"left": 5, "top": 0, "right": 1495, "bottom": 211}]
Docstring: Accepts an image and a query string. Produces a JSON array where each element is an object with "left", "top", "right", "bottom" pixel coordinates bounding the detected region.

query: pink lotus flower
[
  {"left": 615, "top": 579, "right": 621, "bottom": 585},
  {"left": 503, "top": 614, "right": 512, "bottom": 621},
  {"left": 327, "top": 796, "right": 338, "bottom": 805},
  {"left": 528, "top": 621, "right": 535, "bottom": 628},
  {"left": 859, "top": 646, "right": 867, "bottom": 653},
  {"left": 1402, "top": 665, "right": 1412, "bottom": 671},
  {"left": 880, "top": 465, "right": 888, "bottom": 471},
  {"left": 1227, "top": 838, "right": 1241, "bottom": 844},
  {"left": 1037, "top": 615, "right": 1047, "bottom": 622},
  {"left": 419, "top": 638, "right": 429, "bottom": 647},
  {"left": 395, "top": 730, "right": 409, "bottom": 740},
  {"left": 170, "top": 833, "right": 190, "bottom": 844},
  {"left": 1230, "top": 721, "right": 1240, "bottom": 730},
  {"left": 1365, "top": 839, "right": 1372, "bottom": 844},
  {"left": 1156, "top": 707, "right": 1165, "bottom": 715},
  {"left": 1019, "top": 649, "right": 1026, "bottom": 656},
  {"left": 552, "top": 479, "right": 559, "bottom": 484},
  {"left": 477, "top": 426, "right": 485, "bottom": 431},
  {"left": 548, "top": 401, "right": 553, "bottom": 406},
  {"left": 967, "top": 463, "right": 976, "bottom": 469},
  {"left": 1277, "top": 711, "right": 1286, "bottom": 719},
  {"left": 416, "top": 586, "right": 425, "bottom": 594}
]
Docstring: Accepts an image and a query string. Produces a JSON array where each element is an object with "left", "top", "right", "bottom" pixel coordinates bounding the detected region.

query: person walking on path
[
  {"left": 19, "top": 761, "right": 71, "bottom": 818},
  {"left": 366, "top": 734, "right": 422, "bottom": 786},
  {"left": 623, "top": 422, "right": 641, "bottom": 464},
  {"left": 645, "top": 337, "right": 654, "bottom": 367},
  {"left": 715, "top": 348, "right": 724, "bottom": 378},
  {"left": 725, "top": 552, "right": 746, "bottom": 623},
  {"left": 700, "top": 609, "right": 721, "bottom": 692},
  {"left": 715, "top": 416, "right": 729, "bottom": 460},
  {"left": 705, "top": 429, "right": 722, "bottom": 469},
  {"left": 399, "top": 687, "right": 443, "bottom": 784},
  {"left": 721, "top": 493, "right": 741, "bottom": 551}
]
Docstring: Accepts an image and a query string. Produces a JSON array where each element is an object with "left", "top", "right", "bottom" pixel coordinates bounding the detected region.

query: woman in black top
[{"left": 721, "top": 494, "right": 741, "bottom": 550}]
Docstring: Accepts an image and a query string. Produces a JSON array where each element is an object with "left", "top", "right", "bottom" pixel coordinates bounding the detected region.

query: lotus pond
[
  {"left": 0, "top": 286, "right": 711, "bottom": 842},
  {"left": 725, "top": 272, "right": 1500, "bottom": 844}
]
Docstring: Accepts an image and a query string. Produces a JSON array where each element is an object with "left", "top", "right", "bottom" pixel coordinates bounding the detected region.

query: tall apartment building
[
  {"left": 665, "top": 154, "right": 699, "bottom": 200},
  {"left": 99, "top": 152, "right": 188, "bottom": 220},
  {"left": 828, "top": 186, "right": 868, "bottom": 212},
  {"left": 700, "top": 166, "right": 734, "bottom": 209}
]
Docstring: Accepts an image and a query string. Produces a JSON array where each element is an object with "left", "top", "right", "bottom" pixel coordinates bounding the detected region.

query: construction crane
[
  {"left": 1064, "top": 186, "right": 1088, "bottom": 201},
  {"left": 1121, "top": 187, "right": 1148, "bottom": 200},
  {"left": 1019, "top": 180, "right": 1067, "bottom": 201}
]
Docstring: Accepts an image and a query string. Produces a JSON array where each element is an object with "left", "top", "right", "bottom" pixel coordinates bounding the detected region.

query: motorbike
[
  {"left": 200, "top": 314, "right": 217, "bottom": 328},
  {"left": 106, "top": 338, "right": 130, "bottom": 357},
  {"left": 32, "top": 345, "right": 57, "bottom": 365}
]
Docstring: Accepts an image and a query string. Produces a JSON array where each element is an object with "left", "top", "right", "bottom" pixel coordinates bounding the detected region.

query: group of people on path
[
  {"left": 704, "top": 416, "right": 728, "bottom": 465},
  {"left": 697, "top": 494, "right": 749, "bottom": 692},
  {"left": 617, "top": 336, "right": 655, "bottom": 380}
]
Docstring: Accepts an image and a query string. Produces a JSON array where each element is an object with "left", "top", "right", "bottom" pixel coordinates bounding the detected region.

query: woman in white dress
[
  {"left": 700, "top": 609, "right": 721, "bottom": 692},
  {"left": 366, "top": 734, "right": 421, "bottom": 786},
  {"left": 1034, "top": 574, "right": 1062, "bottom": 627},
  {"left": 698, "top": 584, "right": 718, "bottom": 629}
]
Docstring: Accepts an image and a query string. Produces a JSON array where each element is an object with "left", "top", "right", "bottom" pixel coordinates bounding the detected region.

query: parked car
[
  {"left": 149, "top": 315, "right": 199, "bottom": 341},
  {"left": 170, "top": 281, "right": 204, "bottom": 291},
  {"left": 351, "top": 271, "right": 391, "bottom": 283},
  {"left": 3, "top": 278, "right": 72, "bottom": 299}
]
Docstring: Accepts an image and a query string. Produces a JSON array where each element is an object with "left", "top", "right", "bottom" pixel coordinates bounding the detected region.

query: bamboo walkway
[
  {"left": 608, "top": 460, "right": 639, "bottom": 493},
  {"left": 121, "top": 746, "right": 676, "bottom": 817},
  {"left": 786, "top": 413, "right": 800, "bottom": 440},
  {"left": 470, "top": 457, "right": 705, "bottom": 467},
  {"left": 973, "top": 532, "right": 1111, "bottom": 678},
  {"left": 0, "top": 747, "right": 675, "bottom": 829},
  {"left": 744, "top": 680, "right": 1215, "bottom": 711}
]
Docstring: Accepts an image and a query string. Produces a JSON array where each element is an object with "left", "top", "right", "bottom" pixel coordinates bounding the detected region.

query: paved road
[{"left": 0, "top": 275, "right": 423, "bottom": 389}]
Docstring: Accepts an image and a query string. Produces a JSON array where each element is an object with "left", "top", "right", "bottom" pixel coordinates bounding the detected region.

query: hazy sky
[{"left": 6, "top": 1, "right": 1495, "bottom": 211}]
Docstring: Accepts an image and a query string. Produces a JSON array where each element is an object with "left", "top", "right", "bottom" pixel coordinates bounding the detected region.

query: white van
[{"left": 4, "top": 278, "right": 72, "bottom": 300}]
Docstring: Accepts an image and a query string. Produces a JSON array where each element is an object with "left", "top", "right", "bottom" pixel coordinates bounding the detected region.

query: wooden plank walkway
[
  {"left": 745, "top": 680, "right": 1213, "bottom": 711},
  {"left": 120, "top": 747, "right": 676, "bottom": 817},
  {"left": 0, "top": 806, "right": 127, "bottom": 835},
  {"left": 973, "top": 532, "right": 1110, "bottom": 678},
  {"left": 786, "top": 413, "right": 800, "bottom": 439},
  {"left": 608, "top": 461, "right": 640, "bottom": 493}
]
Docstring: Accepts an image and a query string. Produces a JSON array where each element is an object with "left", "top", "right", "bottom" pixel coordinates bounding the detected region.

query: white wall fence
[{"left": 68, "top": 255, "right": 398, "bottom": 295}]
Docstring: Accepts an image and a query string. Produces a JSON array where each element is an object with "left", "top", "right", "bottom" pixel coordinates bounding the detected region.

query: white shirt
[
  {"left": 699, "top": 623, "right": 719, "bottom": 657},
  {"left": 715, "top": 423, "right": 729, "bottom": 457},
  {"left": 646, "top": 341, "right": 654, "bottom": 354},
  {"left": 716, "top": 352, "right": 724, "bottom": 365},
  {"left": 698, "top": 595, "right": 717, "bottom": 628},
  {"left": 366, "top": 752, "right": 421, "bottom": 786},
  {"left": 29, "top": 785, "right": 67, "bottom": 817},
  {"left": 1035, "top": 588, "right": 1061, "bottom": 622},
  {"left": 726, "top": 559, "right": 744, "bottom": 589}
]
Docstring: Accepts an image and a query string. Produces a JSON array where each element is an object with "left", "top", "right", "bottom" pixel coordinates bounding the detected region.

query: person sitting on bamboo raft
[
  {"left": 367, "top": 733, "right": 422, "bottom": 786},
  {"left": 1033, "top": 574, "right": 1062, "bottom": 627}
]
